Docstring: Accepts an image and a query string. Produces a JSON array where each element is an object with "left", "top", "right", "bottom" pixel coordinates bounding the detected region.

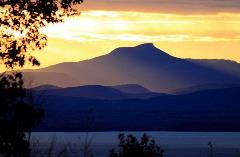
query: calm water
[{"left": 31, "top": 132, "right": 240, "bottom": 157}]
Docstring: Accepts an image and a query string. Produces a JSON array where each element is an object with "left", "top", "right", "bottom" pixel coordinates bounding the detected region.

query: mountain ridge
[{"left": 22, "top": 43, "right": 240, "bottom": 93}]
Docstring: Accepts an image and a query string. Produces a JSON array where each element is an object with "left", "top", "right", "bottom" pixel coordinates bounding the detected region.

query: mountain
[
  {"left": 23, "top": 72, "right": 80, "bottom": 88},
  {"left": 23, "top": 43, "right": 240, "bottom": 93},
  {"left": 31, "top": 84, "right": 164, "bottom": 100},
  {"left": 34, "top": 87, "right": 240, "bottom": 132},
  {"left": 188, "top": 59, "right": 240, "bottom": 78}
]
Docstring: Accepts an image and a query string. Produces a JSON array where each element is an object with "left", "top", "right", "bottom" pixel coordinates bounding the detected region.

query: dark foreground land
[{"left": 33, "top": 87, "right": 240, "bottom": 132}]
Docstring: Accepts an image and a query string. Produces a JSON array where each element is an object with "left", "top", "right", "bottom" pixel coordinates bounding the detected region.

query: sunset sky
[{"left": 22, "top": 0, "right": 240, "bottom": 69}]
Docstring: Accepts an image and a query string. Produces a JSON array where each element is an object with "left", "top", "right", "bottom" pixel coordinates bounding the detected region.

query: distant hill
[
  {"left": 37, "top": 85, "right": 128, "bottom": 100},
  {"left": 23, "top": 43, "right": 240, "bottom": 93},
  {"left": 113, "top": 84, "right": 151, "bottom": 94},
  {"left": 34, "top": 87, "right": 240, "bottom": 132},
  {"left": 31, "top": 84, "right": 164, "bottom": 100}
]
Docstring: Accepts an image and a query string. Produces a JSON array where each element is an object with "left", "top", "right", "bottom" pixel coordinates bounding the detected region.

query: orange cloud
[{"left": 78, "top": 0, "right": 240, "bottom": 14}]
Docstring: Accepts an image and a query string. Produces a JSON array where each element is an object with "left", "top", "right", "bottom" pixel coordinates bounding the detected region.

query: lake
[{"left": 31, "top": 132, "right": 240, "bottom": 157}]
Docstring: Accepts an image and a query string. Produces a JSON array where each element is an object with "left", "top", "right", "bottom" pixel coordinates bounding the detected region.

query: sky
[{"left": 10, "top": 0, "right": 240, "bottom": 69}]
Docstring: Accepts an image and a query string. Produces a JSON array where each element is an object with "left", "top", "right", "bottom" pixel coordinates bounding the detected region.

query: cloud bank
[{"left": 79, "top": 0, "right": 240, "bottom": 13}]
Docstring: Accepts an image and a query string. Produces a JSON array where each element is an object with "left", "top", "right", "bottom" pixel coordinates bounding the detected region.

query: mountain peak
[
  {"left": 135, "top": 43, "right": 155, "bottom": 49},
  {"left": 109, "top": 43, "right": 172, "bottom": 59}
]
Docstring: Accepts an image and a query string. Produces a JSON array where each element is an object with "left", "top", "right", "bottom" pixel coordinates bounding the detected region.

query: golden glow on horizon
[{"left": 1, "top": 10, "right": 240, "bottom": 71}]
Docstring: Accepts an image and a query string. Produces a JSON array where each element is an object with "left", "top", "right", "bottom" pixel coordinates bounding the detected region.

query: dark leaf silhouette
[
  {"left": 0, "top": 72, "right": 44, "bottom": 157},
  {"left": 109, "top": 134, "right": 164, "bottom": 157},
  {"left": 0, "top": 0, "right": 84, "bottom": 156},
  {"left": 0, "top": 0, "right": 83, "bottom": 68}
]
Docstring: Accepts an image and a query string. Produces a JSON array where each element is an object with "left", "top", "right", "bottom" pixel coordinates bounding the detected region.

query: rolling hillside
[{"left": 34, "top": 87, "right": 240, "bottom": 132}]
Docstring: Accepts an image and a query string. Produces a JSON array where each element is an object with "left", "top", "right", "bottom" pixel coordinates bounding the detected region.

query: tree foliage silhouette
[
  {"left": 0, "top": 0, "right": 84, "bottom": 156},
  {"left": 109, "top": 134, "right": 164, "bottom": 157},
  {"left": 0, "top": 73, "right": 44, "bottom": 157},
  {"left": 0, "top": 0, "right": 83, "bottom": 68}
]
